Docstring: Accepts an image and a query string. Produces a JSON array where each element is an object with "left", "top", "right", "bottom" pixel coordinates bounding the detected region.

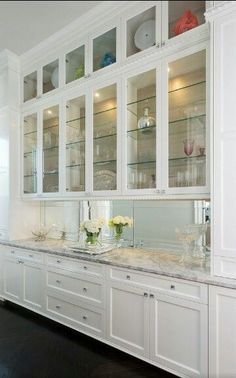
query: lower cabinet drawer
[
  {"left": 46, "top": 255, "right": 104, "bottom": 277},
  {"left": 6, "top": 247, "right": 43, "bottom": 263},
  {"left": 46, "top": 293, "right": 104, "bottom": 337},
  {"left": 47, "top": 270, "right": 104, "bottom": 307},
  {"left": 109, "top": 267, "right": 208, "bottom": 304}
]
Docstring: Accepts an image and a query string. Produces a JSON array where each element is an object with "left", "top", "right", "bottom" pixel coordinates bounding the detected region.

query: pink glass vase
[{"left": 183, "top": 139, "right": 194, "bottom": 156}]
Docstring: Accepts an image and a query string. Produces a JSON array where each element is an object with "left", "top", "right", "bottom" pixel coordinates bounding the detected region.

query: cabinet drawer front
[
  {"left": 46, "top": 255, "right": 104, "bottom": 277},
  {"left": 109, "top": 268, "right": 207, "bottom": 303},
  {"left": 6, "top": 247, "right": 43, "bottom": 263},
  {"left": 47, "top": 294, "right": 103, "bottom": 334},
  {"left": 47, "top": 270, "right": 104, "bottom": 306}
]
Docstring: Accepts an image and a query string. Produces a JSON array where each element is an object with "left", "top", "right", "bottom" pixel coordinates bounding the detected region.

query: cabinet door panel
[
  {"left": 3, "top": 259, "right": 21, "bottom": 301},
  {"left": 107, "top": 283, "right": 149, "bottom": 357},
  {"left": 150, "top": 294, "right": 208, "bottom": 377},
  {"left": 23, "top": 113, "right": 38, "bottom": 194},
  {"left": 209, "top": 285, "right": 236, "bottom": 378},
  {"left": 22, "top": 262, "right": 44, "bottom": 309}
]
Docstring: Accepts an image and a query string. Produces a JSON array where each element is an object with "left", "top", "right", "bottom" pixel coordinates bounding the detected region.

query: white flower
[
  {"left": 109, "top": 215, "right": 133, "bottom": 228},
  {"left": 80, "top": 217, "right": 105, "bottom": 234}
]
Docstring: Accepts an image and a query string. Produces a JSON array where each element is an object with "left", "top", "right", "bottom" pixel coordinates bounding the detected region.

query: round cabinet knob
[
  {"left": 57, "top": 260, "right": 61, "bottom": 263},
  {"left": 126, "top": 275, "right": 131, "bottom": 280},
  {"left": 144, "top": 292, "right": 148, "bottom": 297},
  {"left": 83, "top": 287, "right": 87, "bottom": 292},
  {"left": 82, "top": 315, "right": 87, "bottom": 320},
  {"left": 83, "top": 266, "right": 87, "bottom": 270},
  {"left": 150, "top": 294, "right": 155, "bottom": 298},
  {"left": 56, "top": 280, "right": 61, "bottom": 284},
  {"left": 170, "top": 284, "right": 175, "bottom": 290},
  {"left": 56, "top": 305, "right": 61, "bottom": 309}
]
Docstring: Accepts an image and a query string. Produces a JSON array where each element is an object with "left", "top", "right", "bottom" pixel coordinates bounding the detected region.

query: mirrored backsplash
[{"left": 39, "top": 200, "right": 210, "bottom": 253}]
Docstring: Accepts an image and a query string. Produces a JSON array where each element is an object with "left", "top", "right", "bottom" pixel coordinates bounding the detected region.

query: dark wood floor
[{"left": 0, "top": 301, "right": 177, "bottom": 378}]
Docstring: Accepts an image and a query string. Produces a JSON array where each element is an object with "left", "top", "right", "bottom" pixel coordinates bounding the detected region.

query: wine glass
[{"left": 183, "top": 139, "right": 194, "bottom": 156}]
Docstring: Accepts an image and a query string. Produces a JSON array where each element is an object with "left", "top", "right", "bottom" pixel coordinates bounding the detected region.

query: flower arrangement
[
  {"left": 109, "top": 215, "right": 133, "bottom": 242},
  {"left": 80, "top": 217, "right": 105, "bottom": 245}
]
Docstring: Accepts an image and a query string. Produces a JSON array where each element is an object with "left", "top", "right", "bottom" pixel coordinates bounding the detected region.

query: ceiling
[{"left": 0, "top": 1, "right": 102, "bottom": 55}]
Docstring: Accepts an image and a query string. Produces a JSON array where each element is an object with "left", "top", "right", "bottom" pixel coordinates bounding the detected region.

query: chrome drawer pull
[
  {"left": 170, "top": 285, "right": 175, "bottom": 290},
  {"left": 82, "top": 315, "right": 87, "bottom": 320},
  {"left": 56, "top": 280, "right": 61, "bottom": 284},
  {"left": 126, "top": 275, "right": 131, "bottom": 280},
  {"left": 83, "top": 287, "right": 87, "bottom": 292},
  {"left": 56, "top": 305, "right": 61, "bottom": 309}
]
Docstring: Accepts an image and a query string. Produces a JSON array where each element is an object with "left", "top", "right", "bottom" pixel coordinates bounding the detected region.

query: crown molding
[
  {"left": 20, "top": 1, "right": 141, "bottom": 69},
  {"left": 0, "top": 49, "right": 20, "bottom": 73},
  {"left": 206, "top": 1, "right": 236, "bottom": 21}
]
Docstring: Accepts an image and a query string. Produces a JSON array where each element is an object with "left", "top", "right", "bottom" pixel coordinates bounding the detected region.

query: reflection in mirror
[{"left": 41, "top": 200, "right": 210, "bottom": 255}]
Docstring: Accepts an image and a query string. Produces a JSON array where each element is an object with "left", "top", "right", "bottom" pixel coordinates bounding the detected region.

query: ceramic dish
[{"left": 134, "top": 19, "right": 155, "bottom": 50}]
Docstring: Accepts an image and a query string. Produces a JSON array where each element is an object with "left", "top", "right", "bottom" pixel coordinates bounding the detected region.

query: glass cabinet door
[
  {"left": 168, "top": 50, "right": 207, "bottom": 189},
  {"left": 23, "top": 72, "right": 37, "bottom": 102},
  {"left": 66, "top": 45, "right": 85, "bottom": 84},
  {"left": 43, "top": 105, "right": 59, "bottom": 193},
  {"left": 66, "top": 96, "right": 86, "bottom": 192},
  {"left": 43, "top": 60, "right": 59, "bottom": 94},
  {"left": 126, "top": 6, "right": 157, "bottom": 58},
  {"left": 93, "top": 84, "right": 117, "bottom": 191},
  {"left": 167, "top": 1, "right": 206, "bottom": 40},
  {"left": 93, "top": 28, "right": 116, "bottom": 72},
  {"left": 23, "top": 113, "right": 37, "bottom": 194},
  {"left": 126, "top": 69, "right": 157, "bottom": 190}
]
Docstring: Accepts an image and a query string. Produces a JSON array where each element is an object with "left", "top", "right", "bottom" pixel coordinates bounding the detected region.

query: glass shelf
[
  {"left": 94, "top": 159, "right": 116, "bottom": 166},
  {"left": 43, "top": 146, "right": 59, "bottom": 151},
  {"left": 43, "top": 124, "right": 59, "bottom": 132},
  {"left": 127, "top": 125, "right": 156, "bottom": 140},
  {"left": 66, "top": 116, "right": 85, "bottom": 124},
  {"left": 66, "top": 164, "right": 85, "bottom": 168},
  {"left": 169, "top": 155, "right": 206, "bottom": 163},
  {"left": 127, "top": 95, "right": 156, "bottom": 108},
  {"left": 24, "top": 130, "right": 37, "bottom": 137},
  {"left": 169, "top": 114, "right": 206, "bottom": 126},
  {"left": 94, "top": 133, "right": 116, "bottom": 141},
  {"left": 66, "top": 140, "right": 85, "bottom": 148},
  {"left": 43, "top": 171, "right": 59, "bottom": 176},
  {"left": 169, "top": 80, "right": 206, "bottom": 94},
  {"left": 93, "top": 107, "right": 117, "bottom": 117},
  {"left": 24, "top": 173, "right": 37, "bottom": 178},
  {"left": 128, "top": 160, "right": 156, "bottom": 167}
]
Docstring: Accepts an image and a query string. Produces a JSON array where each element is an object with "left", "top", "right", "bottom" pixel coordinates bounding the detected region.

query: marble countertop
[{"left": 1, "top": 238, "right": 236, "bottom": 289}]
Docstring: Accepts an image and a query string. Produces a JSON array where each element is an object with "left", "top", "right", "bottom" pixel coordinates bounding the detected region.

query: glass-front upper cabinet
[
  {"left": 65, "top": 45, "right": 85, "bottom": 84},
  {"left": 42, "top": 105, "right": 59, "bottom": 193},
  {"left": 23, "top": 113, "right": 37, "bottom": 194},
  {"left": 126, "top": 68, "right": 157, "bottom": 192},
  {"left": 167, "top": 49, "right": 207, "bottom": 192},
  {"left": 66, "top": 96, "right": 86, "bottom": 193},
  {"left": 126, "top": 5, "right": 160, "bottom": 58},
  {"left": 23, "top": 72, "right": 37, "bottom": 103},
  {"left": 163, "top": 1, "right": 206, "bottom": 41},
  {"left": 93, "top": 28, "right": 116, "bottom": 72},
  {"left": 43, "top": 60, "right": 59, "bottom": 94},
  {"left": 93, "top": 83, "right": 117, "bottom": 192}
]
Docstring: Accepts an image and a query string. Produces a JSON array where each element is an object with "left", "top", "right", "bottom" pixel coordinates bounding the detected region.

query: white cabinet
[
  {"left": 208, "top": 5, "right": 236, "bottom": 278},
  {"left": 209, "top": 285, "right": 236, "bottom": 377},
  {"left": 150, "top": 291, "right": 208, "bottom": 377},
  {"left": 3, "top": 258, "right": 22, "bottom": 302},
  {"left": 3, "top": 256, "right": 44, "bottom": 310},
  {"left": 107, "top": 282, "right": 149, "bottom": 357},
  {"left": 107, "top": 267, "right": 208, "bottom": 377}
]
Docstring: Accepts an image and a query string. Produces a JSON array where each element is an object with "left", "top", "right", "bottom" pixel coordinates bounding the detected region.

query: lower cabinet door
[
  {"left": 209, "top": 285, "right": 236, "bottom": 378},
  {"left": 149, "top": 292, "right": 208, "bottom": 378},
  {"left": 107, "top": 283, "right": 149, "bottom": 358},
  {"left": 22, "top": 262, "right": 44, "bottom": 310},
  {"left": 3, "top": 258, "right": 22, "bottom": 302}
]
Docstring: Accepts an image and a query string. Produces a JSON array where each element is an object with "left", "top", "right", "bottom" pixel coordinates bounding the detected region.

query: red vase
[{"left": 174, "top": 10, "right": 199, "bottom": 36}]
